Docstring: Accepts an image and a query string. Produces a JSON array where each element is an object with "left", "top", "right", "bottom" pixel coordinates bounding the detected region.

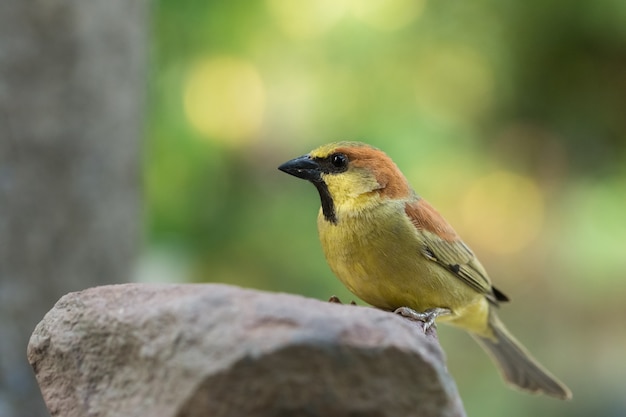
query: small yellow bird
[{"left": 279, "top": 141, "right": 571, "bottom": 399}]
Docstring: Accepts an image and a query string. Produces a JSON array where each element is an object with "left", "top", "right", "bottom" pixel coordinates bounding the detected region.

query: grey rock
[{"left": 28, "top": 284, "right": 466, "bottom": 417}]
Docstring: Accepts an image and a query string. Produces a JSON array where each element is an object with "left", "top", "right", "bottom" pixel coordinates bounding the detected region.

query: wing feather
[{"left": 405, "top": 199, "right": 505, "bottom": 305}]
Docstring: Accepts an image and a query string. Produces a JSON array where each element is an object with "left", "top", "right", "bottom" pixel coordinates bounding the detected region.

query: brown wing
[{"left": 405, "top": 198, "right": 507, "bottom": 305}]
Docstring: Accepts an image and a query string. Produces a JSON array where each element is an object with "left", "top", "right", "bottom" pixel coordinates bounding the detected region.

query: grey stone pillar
[{"left": 0, "top": 1, "right": 147, "bottom": 415}]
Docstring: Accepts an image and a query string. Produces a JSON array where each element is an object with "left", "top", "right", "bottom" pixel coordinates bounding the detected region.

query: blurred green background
[{"left": 143, "top": 1, "right": 626, "bottom": 416}]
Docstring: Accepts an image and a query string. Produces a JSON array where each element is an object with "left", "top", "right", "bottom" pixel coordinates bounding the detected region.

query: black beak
[{"left": 278, "top": 154, "right": 322, "bottom": 182}]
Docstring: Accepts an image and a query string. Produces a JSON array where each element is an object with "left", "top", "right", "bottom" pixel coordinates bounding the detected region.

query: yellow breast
[{"left": 317, "top": 199, "right": 487, "bottom": 331}]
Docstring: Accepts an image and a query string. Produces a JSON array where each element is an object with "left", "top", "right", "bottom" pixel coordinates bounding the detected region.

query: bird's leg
[
  {"left": 394, "top": 307, "right": 451, "bottom": 331},
  {"left": 328, "top": 295, "right": 357, "bottom": 305}
]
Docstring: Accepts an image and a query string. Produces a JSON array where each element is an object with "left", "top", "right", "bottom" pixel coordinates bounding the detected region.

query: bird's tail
[{"left": 472, "top": 312, "right": 572, "bottom": 400}]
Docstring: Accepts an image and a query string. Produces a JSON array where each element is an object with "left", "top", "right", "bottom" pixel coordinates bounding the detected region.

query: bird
[{"left": 278, "top": 141, "right": 572, "bottom": 400}]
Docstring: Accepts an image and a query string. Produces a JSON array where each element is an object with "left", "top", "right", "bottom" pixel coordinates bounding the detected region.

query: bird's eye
[{"left": 330, "top": 153, "right": 348, "bottom": 168}]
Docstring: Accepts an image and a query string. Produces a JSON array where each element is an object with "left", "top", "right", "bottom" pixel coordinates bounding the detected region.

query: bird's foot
[
  {"left": 393, "top": 307, "right": 451, "bottom": 332},
  {"left": 328, "top": 295, "right": 357, "bottom": 305}
]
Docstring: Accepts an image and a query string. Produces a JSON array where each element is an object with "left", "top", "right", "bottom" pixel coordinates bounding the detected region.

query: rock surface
[{"left": 28, "top": 284, "right": 466, "bottom": 417}]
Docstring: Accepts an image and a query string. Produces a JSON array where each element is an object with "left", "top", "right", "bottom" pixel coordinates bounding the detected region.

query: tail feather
[{"left": 473, "top": 313, "right": 572, "bottom": 400}]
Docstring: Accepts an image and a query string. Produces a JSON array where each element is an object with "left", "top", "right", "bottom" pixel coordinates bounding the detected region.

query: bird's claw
[
  {"left": 328, "top": 295, "right": 357, "bottom": 305},
  {"left": 394, "top": 307, "right": 451, "bottom": 332}
]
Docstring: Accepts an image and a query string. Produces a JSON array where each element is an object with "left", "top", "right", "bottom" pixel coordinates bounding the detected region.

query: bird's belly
[
  {"left": 318, "top": 212, "right": 480, "bottom": 314},
  {"left": 328, "top": 246, "right": 468, "bottom": 312}
]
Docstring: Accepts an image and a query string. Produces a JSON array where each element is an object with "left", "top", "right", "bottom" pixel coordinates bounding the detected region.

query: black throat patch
[{"left": 312, "top": 181, "right": 337, "bottom": 224}]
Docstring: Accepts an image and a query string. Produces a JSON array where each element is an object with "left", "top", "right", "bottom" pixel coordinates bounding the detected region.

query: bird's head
[{"left": 278, "top": 142, "right": 411, "bottom": 223}]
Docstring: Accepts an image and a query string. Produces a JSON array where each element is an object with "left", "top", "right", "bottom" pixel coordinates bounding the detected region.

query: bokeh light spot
[
  {"left": 183, "top": 57, "right": 265, "bottom": 146},
  {"left": 264, "top": 71, "right": 318, "bottom": 144},
  {"left": 266, "top": 0, "right": 349, "bottom": 39},
  {"left": 349, "top": 0, "right": 425, "bottom": 31},
  {"left": 461, "top": 171, "right": 544, "bottom": 254}
]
